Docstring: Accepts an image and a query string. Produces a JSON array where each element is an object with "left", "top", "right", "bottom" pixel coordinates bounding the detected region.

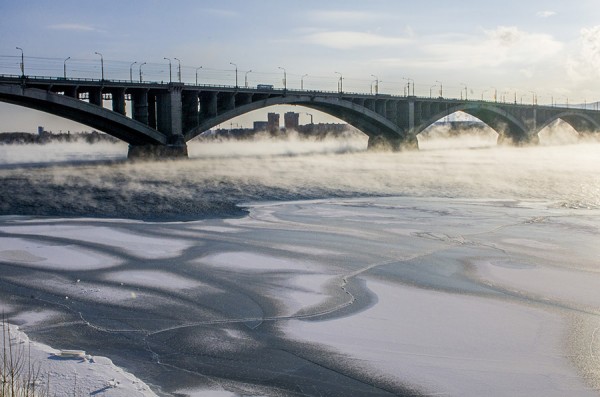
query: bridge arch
[
  {"left": 415, "top": 102, "right": 530, "bottom": 144},
  {"left": 0, "top": 85, "right": 166, "bottom": 145},
  {"left": 184, "top": 94, "right": 408, "bottom": 147},
  {"left": 536, "top": 111, "right": 600, "bottom": 135}
]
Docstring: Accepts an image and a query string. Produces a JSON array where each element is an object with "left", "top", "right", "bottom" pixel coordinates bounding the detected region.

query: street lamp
[
  {"left": 63, "top": 56, "right": 71, "bottom": 79},
  {"left": 139, "top": 62, "right": 146, "bottom": 83},
  {"left": 278, "top": 66, "right": 287, "bottom": 90},
  {"left": 174, "top": 57, "right": 181, "bottom": 82},
  {"left": 481, "top": 89, "right": 488, "bottom": 101},
  {"left": 491, "top": 87, "right": 497, "bottom": 102},
  {"left": 402, "top": 77, "right": 414, "bottom": 96},
  {"left": 529, "top": 91, "right": 537, "bottom": 105},
  {"left": 430, "top": 84, "right": 437, "bottom": 98},
  {"left": 129, "top": 61, "right": 137, "bottom": 83},
  {"left": 164, "top": 57, "right": 172, "bottom": 83},
  {"left": 301, "top": 74, "right": 308, "bottom": 90},
  {"left": 245, "top": 70, "right": 252, "bottom": 88},
  {"left": 335, "top": 71, "right": 343, "bottom": 93},
  {"left": 16, "top": 47, "right": 24, "bottom": 77},
  {"left": 230, "top": 62, "right": 238, "bottom": 87},
  {"left": 94, "top": 52, "right": 104, "bottom": 80},
  {"left": 305, "top": 112, "right": 314, "bottom": 124},
  {"left": 436, "top": 80, "right": 443, "bottom": 97},
  {"left": 371, "top": 74, "right": 379, "bottom": 95},
  {"left": 195, "top": 66, "right": 202, "bottom": 85},
  {"left": 460, "top": 83, "right": 467, "bottom": 100}
]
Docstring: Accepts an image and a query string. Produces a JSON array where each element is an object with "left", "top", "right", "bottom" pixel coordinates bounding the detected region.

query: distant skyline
[{"left": 1, "top": 0, "right": 599, "bottom": 132}]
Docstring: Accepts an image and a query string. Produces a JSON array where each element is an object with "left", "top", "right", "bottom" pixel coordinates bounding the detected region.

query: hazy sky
[{"left": 1, "top": 0, "right": 600, "bottom": 131}]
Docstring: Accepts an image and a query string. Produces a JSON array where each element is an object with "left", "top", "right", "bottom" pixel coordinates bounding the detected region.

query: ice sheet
[
  {"left": 285, "top": 280, "right": 595, "bottom": 396},
  {"left": 0, "top": 225, "right": 191, "bottom": 259},
  {"left": 0, "top": 237, "right": 121, "bottom": 270}
]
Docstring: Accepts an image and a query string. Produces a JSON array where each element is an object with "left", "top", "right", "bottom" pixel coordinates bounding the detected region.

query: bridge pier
[
  {"left": 127, "top": 144, "right": 188, "bottom": 160},
  {"left": 497, "top": 132, "right": 539, "bottom": 146},
  {"left": 367, "top": 135, "right": 418, "bottom": 151}
]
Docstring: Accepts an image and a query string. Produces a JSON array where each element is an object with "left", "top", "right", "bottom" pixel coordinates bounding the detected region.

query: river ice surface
[{"left": 1, "top": 196, "right": 600, "bottom": 396}]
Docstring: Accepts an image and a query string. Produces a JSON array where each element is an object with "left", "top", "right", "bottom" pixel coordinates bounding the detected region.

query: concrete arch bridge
[{"left": 1, "top": 75, "right": 599, "bottom": 158}]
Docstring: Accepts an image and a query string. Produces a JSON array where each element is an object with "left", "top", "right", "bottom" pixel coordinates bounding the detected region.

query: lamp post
[
  {"left": 335, "top": 71, "right": 343, "bottom": 93},
  {"left": 430, "top": 85, "right": 437, "bottom": 99},
  {"left": 491, "top": 87, "right": 497, "bottom": 102},
  {"left": 403, "top": 77, "right": 414, "bottom": 96},
  {"left": 436, "top": 80, "right": 443, "bottom": 97},
  {"left": 460, "top": 83, "right": 467, "bottom": 100},
  {"left": 16, "top": 47, "right": 24, "bottom": 77},
  {"left": 301, "top": 74, "right": 308, "bottom": 90},
  {"left": 195, "top": 66, "right": 202, "bottom": 85},
  {"left": 245, "top": 70, "right": 252, "bottom": 88},
  {"left": 164, "top": 57, "right": 172, "bottom": 83},
  {"left": 63, "top": 57, "right": 71, "bottom": 79},
  {"left": 94, "top": 52, "right": 104, "bottom": 80},
  {"left": 230, "top": 62, "right": 238, "bottom": 87},
  {"left": 371, "top": 74, "right": 379, "bottom": 95},
  {"left": 529, "top": 91, "right": 537, "bottom": 105},
  {"left": 129, "top": 61, "right": 137, "bottom": 82},
  {"left": 174, "top": 57, "right": 181, "bottom": 82},
  {"left": 139, "top": 62, "right": 146, "bottom": 83},
  {"left": 481, "top": 89, "right": 488, "bottom": 101},
  {"left": 278, "top": 66, "right": 287, "bottom": 90}
]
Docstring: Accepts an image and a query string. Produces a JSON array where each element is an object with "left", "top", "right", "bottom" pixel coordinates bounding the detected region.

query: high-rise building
[
  {"left": 284, "top": 112, "right": 300, "bottom": 130},
  {"left": 267, "top": 113, "right": 280, "bottom": 133}
]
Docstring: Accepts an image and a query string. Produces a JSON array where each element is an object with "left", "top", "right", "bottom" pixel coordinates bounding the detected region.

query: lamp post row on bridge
[{"left": 10, "top": 51, "right": 597, "bottom": 107}]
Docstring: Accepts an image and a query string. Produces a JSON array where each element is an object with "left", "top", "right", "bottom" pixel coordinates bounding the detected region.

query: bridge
[{"left": 1, "top": 74, "right": 600, "bottom": 158}]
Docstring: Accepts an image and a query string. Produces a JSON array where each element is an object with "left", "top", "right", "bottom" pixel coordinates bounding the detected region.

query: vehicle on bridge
[{"left": 257, "top": 84, "right": 273, "bottom": 90}]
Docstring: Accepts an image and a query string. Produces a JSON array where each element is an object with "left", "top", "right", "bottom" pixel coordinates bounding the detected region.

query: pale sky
[{"left": 1, "top": 0, "right": 600, "bottom": 132}]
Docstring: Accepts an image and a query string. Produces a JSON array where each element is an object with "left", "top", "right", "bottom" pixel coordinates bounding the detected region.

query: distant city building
[
  {"left": 267, "top": 113, "right": 280, "bottom": 133},
  {"left": 253, "top": 121, "right": 268, "bottom": 131},
  {"left": 37, "top": 126, "right": 44, "bottom": 135},
  {"left": 284, "top": 112, "right": 300, "bottom": 130}
]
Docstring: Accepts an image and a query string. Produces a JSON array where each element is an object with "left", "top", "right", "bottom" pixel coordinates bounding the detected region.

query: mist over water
[{"left": 1, "top": 126, "right": 599, "bottom": 220}]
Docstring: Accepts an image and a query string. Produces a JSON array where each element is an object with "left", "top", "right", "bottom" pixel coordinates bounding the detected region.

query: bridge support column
[
  {"left": 112, "top": 88, "right": 126, "bottom": 115},
  {"left": 157, "top": 84, "right": 184, "bottom": 140},
  {"left": 154, "top": 83, "right": 187, "bottom": 156},
  {"left": 132, "top": 90, "right": 149, "bottom": 125},
  {"left": 89, "top": 88, "right": 102, "bottom": 106},
  {"left": 367, "top": 135, "right": 418, "bottom": 151}
]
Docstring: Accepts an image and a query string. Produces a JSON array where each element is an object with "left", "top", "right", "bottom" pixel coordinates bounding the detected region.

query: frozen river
[{"left": 1, "top": 137, "right": 600, "bottom": 396}]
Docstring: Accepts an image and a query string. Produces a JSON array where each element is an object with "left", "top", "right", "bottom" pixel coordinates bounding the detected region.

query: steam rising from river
[{"left": 1, "top": 125, "right": 599, "bottom": 220}]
